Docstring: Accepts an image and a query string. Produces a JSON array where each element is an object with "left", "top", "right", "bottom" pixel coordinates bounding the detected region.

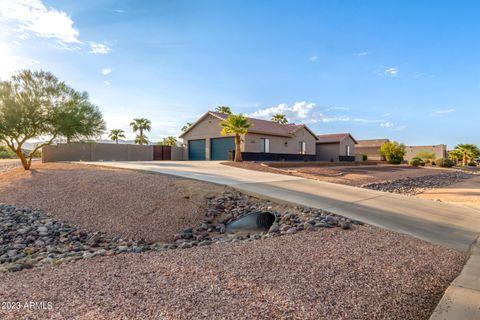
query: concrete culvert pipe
[{"left": 226, "top": 212, "right": 276, "bottom": 231}]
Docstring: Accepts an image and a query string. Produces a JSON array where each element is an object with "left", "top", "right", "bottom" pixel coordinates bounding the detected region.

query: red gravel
[
  {"left": 0, "top": 163, "right": 224, "bottom": 242},
  {"left": 0, "top": 225, "right": 465, "bottom": 320}
]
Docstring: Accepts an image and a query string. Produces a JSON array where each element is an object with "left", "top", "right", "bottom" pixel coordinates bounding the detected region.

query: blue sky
[{"left": 1, "top": 0, "right": 479, "bottom": 147}]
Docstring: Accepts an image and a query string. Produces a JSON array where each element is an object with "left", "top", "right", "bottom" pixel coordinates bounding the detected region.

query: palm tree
[
  {"left": 108, "top": 129, "right": 126, "bottom": 144},
  {"left": 130, "top": 118, "right": 151, "bottom": 145},
  {"left": 271, "top": 113, "right": 288, "bottom": 124},
  {"left": 156, "top": 136, "right": 178, "bottom": 146},
  {"left": 451, "top": 144, "right": 480, "bottom": 165},
  {"left": 220, "top": 114, "right": 252, "bottom": 162},
  {"left": 215, "top": 106, "right": 232, "bottom": 114}
]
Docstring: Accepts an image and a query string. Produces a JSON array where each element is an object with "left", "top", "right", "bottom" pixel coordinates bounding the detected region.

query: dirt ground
[
  {"left": 0, "top": 163, "right": 225, "bottom": 242},
  {"left": 223, "top": 162, "right": 453, "bottom": 186},
  {"left": 417, "top": 175, "right": 480, "bottom": 210},
  {"left": 0, "top": 225, "right": 465, "bottom": 320}
]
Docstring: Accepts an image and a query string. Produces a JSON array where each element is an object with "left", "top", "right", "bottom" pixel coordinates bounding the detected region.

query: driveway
[{"left": 84, "top": 161, "right": 480, "bottom": 251}]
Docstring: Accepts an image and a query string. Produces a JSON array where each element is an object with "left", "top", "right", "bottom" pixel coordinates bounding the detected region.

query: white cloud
[
  {"left": 0, "top": 39, "right": 38, "bottom": 79},
  {"left": 101, "top": 68, "right": 112, "bottom": 75},
  {"left": 412, "top": 71, "right": 422, "bottom": 78},
  {"left": 379, "top": 67, "right": 399, "bottom": 76},
  {"left": 380, "top": 121, "right": 394, "bottom": 128},
  {"left": 310, "top": 56, "right": 318, "bottom": 61},
  {"left": 249, "top": 102, "right": 383, "bottom": 124},
  {"left": 114, "top": 9, "right": 124, "bottom": 13},
  {"left": 430, "top": 108, "right": 455, "bottom": 117},
  {"left": 356, "top": 52, "right": 369, "bottom": 56},
  {"left": 103, "top": 81, "right": 111, "bottom": 86},
  {"left": 89, "top": 41, "right": 111, "bottom": 54},
  {"left": 0, "top": 0, "right": 80, "bottom": 44}
]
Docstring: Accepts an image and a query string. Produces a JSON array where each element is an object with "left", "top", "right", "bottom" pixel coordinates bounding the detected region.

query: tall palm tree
[
  {"left": 215, "top": 106, "right": 232, "bottom": 114},
  {"left": 129, "top": 118, "right": 151, "bottom": 145},
  {"left": 220, "top": 114, "right": 252, "bottom": 162},
  {"left": 271, "top": 113, "right": 288, "bottom": 124},
  {"left": 108, "top": 129, "right": 126, "bottom": 144},
  {"left": 452, "top": 144, "right": 480, "bottom": 165}
]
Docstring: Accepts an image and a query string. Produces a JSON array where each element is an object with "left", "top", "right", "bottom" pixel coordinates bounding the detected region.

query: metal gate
[{"left": 153, "top": 145, "right": 171, "bottom": 160}]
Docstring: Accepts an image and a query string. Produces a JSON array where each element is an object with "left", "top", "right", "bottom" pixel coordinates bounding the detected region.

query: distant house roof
[
  {"left": 316, "top": 133, "right": 357, "bottom": 144},
  {"left": 356, "top": 139, "right": 390, "bottom": 147},
  {"left": 180, "top": 111, "right": 318, "bottom": 140}
]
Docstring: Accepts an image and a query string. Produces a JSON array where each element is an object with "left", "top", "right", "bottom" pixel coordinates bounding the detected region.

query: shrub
[
  {"left": 436, "top": 158, "right": 454, "bottom": 168},
  {"left": 410, "top": 157, "right": 426, "bottom": 166},
  {"left": 409, "top": 158, "right": 422, "bottom": 167},
  {"left": 0, "top": 146, "right": 16, "bottom": 159},
  {"left": 431, "top": 161, "right": 436, "bottom": 166},
  {"left": 362, "top": 154, "right": 368, "bottom": 161},
  {"left": 468, "top": 161, "right": 477, "bottom": 167},
  {"left": 380, "top": 141, "right": 406, "bottom": 164}
]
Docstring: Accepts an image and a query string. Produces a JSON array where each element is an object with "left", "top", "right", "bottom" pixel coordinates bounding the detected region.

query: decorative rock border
[
  {"left": 361, "top": 171, "right": 475, "bottom": 196},
  {"left": 0, "top": 191, "right": 362, "bottom": 272}
]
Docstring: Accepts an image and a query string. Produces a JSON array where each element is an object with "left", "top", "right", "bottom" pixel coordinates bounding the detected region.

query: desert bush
[
  {"left": 362, "top": 154, "right": 368, "bottom": 161},
  {"left": 0, "top": 146, "right": 16, "bottom": 159},
  {"left": 431, "top": 161, "right": 436, "bottom": 166},
  {"left": 436, "top": 158, "right": 454, "bottom": 168},
  {"left": 380, "top": 141, "right": 406, "bottom": 164},
  {"left": 409, "top": 158, "right": 421, "bottom": 166},
  {"left": 468, "top": 161, "right": 477, "bottom": 167}
]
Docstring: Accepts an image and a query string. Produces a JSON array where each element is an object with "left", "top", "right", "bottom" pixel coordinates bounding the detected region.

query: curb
[{"left": 430, "top": 237, "right": 480, "bottom": 319}]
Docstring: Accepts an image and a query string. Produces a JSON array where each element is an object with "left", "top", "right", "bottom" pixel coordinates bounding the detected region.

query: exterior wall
[
  {"left": 244, "top": 128, "right": 316, "bottom": 155},
  {"left": 42, "top": 143, "right": 153, "bottom": 162},
  {"left": 404, "top": 144, "right": 447, "bottom": 161},
  {"left": 181, "top": 114, "right": 234, "bottom": 160},
  {"left": 171, "top": 146, "right": 185, "bottom": 161},
  {"left": 315, "top": 143, "right": 339, "bottom": 161},
  {"left": 356, "top": 146, "right": 384, "bottom": 161},
  {"left": 316, "top": 137, "right": 356, "bottom": 161}
]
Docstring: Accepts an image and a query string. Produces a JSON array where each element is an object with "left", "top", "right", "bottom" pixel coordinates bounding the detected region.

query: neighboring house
[
  {"left": 404, "top": 144, "right": 447, "bottom": 161},
  {"left": 179, "top": 111, "right": 318, "bottom": 161},
  {"left": 356, "top": 139, "right": 390, "bottom": 161},
  {"left": 315, "top": 133, "right": 357, "bottom": 162}
]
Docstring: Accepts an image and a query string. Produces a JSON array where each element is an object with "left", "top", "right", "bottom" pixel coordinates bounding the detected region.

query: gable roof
[
  {"left": 180, "top": 111, "right": 318, "bottom": 140},
  {"left": 316, "top": 133, "right": 357, "bottom": 144},
  {"left": 356, "top": 139, "right": 390, "bottom": 147}
]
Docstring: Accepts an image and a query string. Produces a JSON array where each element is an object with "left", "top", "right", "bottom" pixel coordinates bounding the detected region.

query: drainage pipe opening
[{"left": 226, "top": 212, "right": 276, "bottom": 231}]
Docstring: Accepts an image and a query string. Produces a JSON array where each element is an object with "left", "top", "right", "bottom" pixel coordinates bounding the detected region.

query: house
[
  {"left": 356, "top": 139, "right": 389, "bottom": 160},
  {"left": 315, "top": 133, "right": 357, "bottom": 161},
  {"left": 179, "top": 111, "right": 318, "bottom": 161},
  {"left": 404, "top": 144, "right": 447, "bottom": 161}
]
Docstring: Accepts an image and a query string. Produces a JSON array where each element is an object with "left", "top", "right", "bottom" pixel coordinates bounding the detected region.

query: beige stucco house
[
  {"left": 404, "top": 144, "right": 447, "bottom": 161},
  {"left": 179, "top": 111, "right": 318, "bottom": 161},
  {"left": 315, "top": 133, "right": 357, "bottom": 161}
]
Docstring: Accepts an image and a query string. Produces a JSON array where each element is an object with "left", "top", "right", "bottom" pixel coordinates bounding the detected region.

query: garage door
[
  {"left": 210, "top": 137, "right": 235, "bottom": 160},
  {"left": 188, "top": 139, "right": 206, "bottom": 160}
]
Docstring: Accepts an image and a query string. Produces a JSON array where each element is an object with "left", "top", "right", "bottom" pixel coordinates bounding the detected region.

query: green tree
[
  {"left": 108, "top": 129, "right": 126, "bottom": 144},
  {"left": 181, "top": 122, "right": 193, "bottom": 132},
  {"left": 219, "top": 114, "right": 252, "bottom": 162},
  {"left": 451, "top": 144, "right": 480, "bottom": 166},
  {"left": 130, "top": 118, "right": 151, "bottom": 145},
  {"left": 0, "top": 70, "right": 106, "bottom": 170},
  {"left": 156, "top": 136, "right": 178, "bottom": 146},
  {"left": 271, "top": 113, "right": 288, "bottom": 124},
  {"left": 55, "top": 89, "right": 106, "bottom": 143},
  {"left": 380, "top": 141, "right": 406, "bottom": 164},
  {"left": 215, "top": 106, "right": 232, "bottom": 114}
]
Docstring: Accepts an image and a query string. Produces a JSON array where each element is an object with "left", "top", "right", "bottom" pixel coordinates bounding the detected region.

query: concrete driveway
[{"left": 84, "top": 161, "right": 480, "bottom": 251}]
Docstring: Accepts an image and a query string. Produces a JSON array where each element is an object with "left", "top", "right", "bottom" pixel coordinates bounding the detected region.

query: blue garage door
[
  {"left": 188, "top": 139, "right": 206, "bottom": 160},
  {"left": 211, "top": 137, "right": 235, "bottom": 160}
]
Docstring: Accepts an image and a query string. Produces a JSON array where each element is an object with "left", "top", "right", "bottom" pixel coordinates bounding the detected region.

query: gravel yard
[
  {"left": 223, "top": 162, "right": 456, "bottom": 186},
  {"left": 0, "top": 163, "right": 225, "bottom": 242},
  {"left": 0, "top": 225, "right": 465, "bottom": 320},
  {"left": 0, "top": 159, "right": 23, "bottom": 173}
]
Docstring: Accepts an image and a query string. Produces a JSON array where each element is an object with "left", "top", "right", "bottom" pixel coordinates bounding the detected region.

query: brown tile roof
[
  {"left": 316, "top": 133, "right": 357, "bottom": 144},
  {"left": 356, "top": 139, "right": 390, "bottom": 147},
  {"left": 208, "top": 111, "right": 318, "bottom": 139}
]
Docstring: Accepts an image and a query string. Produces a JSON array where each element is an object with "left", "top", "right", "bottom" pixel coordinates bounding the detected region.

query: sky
[{"left": 0, "top": 0, "right": 479, "bottom": 147}]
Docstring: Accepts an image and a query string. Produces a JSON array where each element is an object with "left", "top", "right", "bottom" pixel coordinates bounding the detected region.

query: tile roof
[
  {"left": 316, "top": 133, "right": 357, "bottom": 144},
  {"left": 209, "top": 111, "right": 317, "bottom": 139}
]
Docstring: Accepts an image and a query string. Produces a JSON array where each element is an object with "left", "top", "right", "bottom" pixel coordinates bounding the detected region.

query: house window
[
  {"left": 299, "top": 141, "right": 306, "bottom": 154},
  {"left": 260, "top": 138, "right": 270, "bottom": 153},
  {"left": 346, "top": 145, "right": 351, "bottom": 156}
]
